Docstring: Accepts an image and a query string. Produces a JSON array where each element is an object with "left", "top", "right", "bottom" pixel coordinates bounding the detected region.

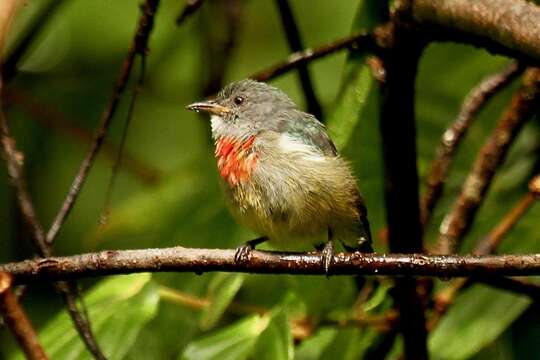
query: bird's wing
[{"left": 282, "top": 111, "right": 338, "bottom": 157}]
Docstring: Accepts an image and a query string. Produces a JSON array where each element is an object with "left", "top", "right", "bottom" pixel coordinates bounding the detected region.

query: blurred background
[{"left": 1, "top": 0, "right": 539, "bottom": 359}]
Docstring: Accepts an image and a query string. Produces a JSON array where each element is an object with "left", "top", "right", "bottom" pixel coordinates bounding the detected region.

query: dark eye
[{"left": 234, "top": 96, "right": 245, "bottom": 105}]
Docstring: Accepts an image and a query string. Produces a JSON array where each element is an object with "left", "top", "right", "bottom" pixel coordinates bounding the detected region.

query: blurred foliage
[{"left": 1, "top": 0, "right": 539, "bottom": 359}]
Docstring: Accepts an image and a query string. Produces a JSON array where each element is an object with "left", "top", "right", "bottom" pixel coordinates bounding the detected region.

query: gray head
[{"left": 187, "top": 79, "right": 297, "bottom": 139}]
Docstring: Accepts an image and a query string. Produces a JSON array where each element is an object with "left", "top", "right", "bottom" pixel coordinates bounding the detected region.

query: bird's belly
[{"left": 223, "top": 157, "right": 361, "bottom": 249}]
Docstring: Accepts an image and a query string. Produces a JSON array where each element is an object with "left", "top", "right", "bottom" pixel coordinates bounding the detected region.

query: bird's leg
[
  {"left": 234, "top": 236, "right": 268, "bottom": 264},
  {"left": 320, "top": 228, "right": 335, "bottom": 276}
]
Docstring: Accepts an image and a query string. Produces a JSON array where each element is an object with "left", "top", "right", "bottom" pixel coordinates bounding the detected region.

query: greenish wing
[{"left": 285, "top": 111, "right": 338, "bottom": 157}]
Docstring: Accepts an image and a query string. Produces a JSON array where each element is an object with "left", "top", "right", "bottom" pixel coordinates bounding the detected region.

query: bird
[{"left": 187, "top": 79, "right": 372, "bottom": 273}]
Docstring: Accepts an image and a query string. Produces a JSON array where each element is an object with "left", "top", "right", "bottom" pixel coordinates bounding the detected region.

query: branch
[
  {"left": 0, "top": 273, "right": 48, "bottom": 360},
  {"left": 3, "top": 247, "right": 540, "bottom": 283},
  {"left": 275, "top": 0, "right": 322, "bottom": 119},
  {"left": 45, "top": 0, "right": 160, "bottom": 244},
  {"left": 378, "top": 7, "right": 428, "bottom": 358},
  {"left": 176, "top": 0, "right": 204, "bottom": 25},
  {"left": 412, "top": 0, "right": 540, "bottom": 61},
  {"left": 251, "top": 31, "right": 377, "bottom": 82},
  {"left": 2, "top": 0, "right": 65, "bottom": 82},
  {"left": 421, "top": 61, "right": 523, "bottom": 226},
  {"left": 438, "top": 67, "right": 540, "bottom": 254}
]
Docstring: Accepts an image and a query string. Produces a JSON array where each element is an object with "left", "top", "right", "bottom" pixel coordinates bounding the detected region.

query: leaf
[
  {"left": 180, "top": 315, "right": 270, "bottom": 360},
  {"left": 252, "top": 310, "right": 294, "bottom": 360},
  {"left": 7, "top": 274, "right": 159, "bottom": 360},
  {"left": 295, "top": 328, "right": 337, "bottom": 360},
  {"left": 429, "top": 285, "right": 531, "bottom": 360},
  {"left": 200, "top": 273, "right": 245, "bottom": 330}
]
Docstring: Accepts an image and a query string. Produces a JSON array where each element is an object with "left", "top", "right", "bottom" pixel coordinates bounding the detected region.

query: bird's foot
[
  {"left": 320, "top": 240, "right": 335, "bottom": 277},
  {"left": 234, "top": 236, "right": 268, "bottom": 264}
]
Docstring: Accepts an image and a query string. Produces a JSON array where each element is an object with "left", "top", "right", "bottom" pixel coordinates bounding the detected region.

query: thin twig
[
  {"left": 2, "top": 0, "right": 65, "bottom": 82},
  {"left": 176, "top": 0, "right": 204, "bottom": 25},
  {"left": 100, "top": 56, "right": 146, "bottom": 225},
  {"left": 422, "top": 61, "right": 523, "bottom": 226},
  {"left": 46, "top": 0, "right": 160, "bottom": 244},
  {"left": 4, "top": 87, "right": 162, "bottom": 185},
  {"left": 438, "top": 67, "right": 540, "bottom": 254},
  {"left": 0, "top": 273, "right": 48, "bottom": 360},
  {"left": 275, "top": 0, "right": 322, "bottom": 118},
  {"left": 251, "top": 31, "right": 377, "bottom": 82},
  {"left": 4, "top": 247, "right": 540, "bottom": 283}
]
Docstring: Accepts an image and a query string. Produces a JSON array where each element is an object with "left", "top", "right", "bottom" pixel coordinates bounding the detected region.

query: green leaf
[
  {"left": 7, "top": 274, "right": 158, "bottom": 360},
  {"left": 253, "top": 310, "right": 294, "bottom": 360},
  {"left": 200, "top": 273, "right": 245, "bottom": 330},
  {"left": 429, "top": 285, "right": 531, "bottom": 359},
  {"left": 295, "top": 328, "right": 337, "bottom": 360},
  {"left": 180, "top": 315, "right": 270, "bottom": 360}
]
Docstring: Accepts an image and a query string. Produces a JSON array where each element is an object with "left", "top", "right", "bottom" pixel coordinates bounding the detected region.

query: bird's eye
[{"left": 234, "top": 96, "right": 245, "bottom": 105}]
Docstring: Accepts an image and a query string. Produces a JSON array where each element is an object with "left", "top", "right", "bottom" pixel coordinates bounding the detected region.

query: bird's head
[{"left": 187, "top": 79, "right": 296, "bottom": 140}]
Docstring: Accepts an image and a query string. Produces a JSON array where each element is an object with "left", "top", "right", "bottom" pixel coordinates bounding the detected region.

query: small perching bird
[{"left": 187, "top": 79, "right": 371, "bottom": 273}]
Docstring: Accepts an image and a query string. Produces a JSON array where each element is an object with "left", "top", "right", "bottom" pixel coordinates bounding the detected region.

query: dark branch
[
  {"left": 422, "top": 61, "right": 523, "bottom": 226},
  {"left": 275, "top": 0, "right": 322, "bottom": 119},
  {"left": 2, "top": 0, "right": 65, "bottom": 82},
  {"left": 3, "top": 248, "right": 540, "bottom": 283},
  {"left": 438, "top": 67, "right": 540, "bottom": 254},
  {"left": 46, "top": 0, "right": 160, "bottom": 244},
  {"left": 176, "top": 0, "right": 204, "bottom": 25},
  {"left": 378, "top": 8, "right": 428, "bottom": 358},
  {"left": 0, "top": 273, "right": 48, "bottom": 360}
]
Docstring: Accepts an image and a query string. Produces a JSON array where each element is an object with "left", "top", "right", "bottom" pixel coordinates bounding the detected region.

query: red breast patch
[{"left": 215, "top": 135, "right": 258, "bottom": 186}]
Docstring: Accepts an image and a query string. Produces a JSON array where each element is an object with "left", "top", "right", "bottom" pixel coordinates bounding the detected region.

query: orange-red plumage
[{"left": 215, "top": 135, "right": 258, "bottom": 186}]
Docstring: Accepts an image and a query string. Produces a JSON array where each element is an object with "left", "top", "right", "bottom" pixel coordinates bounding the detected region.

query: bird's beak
[{"left": 186, "top": 100, "right": 230, "bottom": 116}]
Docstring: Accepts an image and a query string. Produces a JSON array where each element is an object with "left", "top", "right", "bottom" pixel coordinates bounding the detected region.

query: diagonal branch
[
  {"left": 3, "top": 248, "right": 540, "bottom": 283},
  {"left": 45, "top": 0, "right": 160, "bottom": 245},
  {"left": 2, "top": 0, "right": 65, "bottom": 82},
  {"left": 438, "top": 67, "right": 540, "bottom": 254},
  {"left": 275, "top": 0, "right": 322, "bottom": 118},
  {"left": 0, "top": 272, "right": 48, "bottom": 360},
  {"left": 421, "top": 61, "right": 523, "bottom": 226},
  {"left": 251, "top": 31, "right": 378, "bottom": 82}
]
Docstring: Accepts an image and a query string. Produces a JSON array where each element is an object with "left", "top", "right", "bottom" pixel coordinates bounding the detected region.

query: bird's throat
[{"left": 215, "top": 135, "right": 258, "bottom": 186}]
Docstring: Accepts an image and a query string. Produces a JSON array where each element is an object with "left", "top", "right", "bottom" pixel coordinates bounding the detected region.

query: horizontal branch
[{"left": 2, "top": 247, "right": 540, "bottom": 283}]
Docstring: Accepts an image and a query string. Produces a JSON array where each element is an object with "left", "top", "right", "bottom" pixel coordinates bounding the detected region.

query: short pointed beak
[{"left": 186, "top": 100, "right": 230, "bottom": 116}]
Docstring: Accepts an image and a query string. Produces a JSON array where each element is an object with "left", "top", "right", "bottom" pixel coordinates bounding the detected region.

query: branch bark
[
  {"left": 0, "top": 273, "right": 48, "bottom": 360},
  {"left": 421, "top": 61, "right": 523, "bottom": 226},
  {"left": 378, "top": 5, "right": 428, "bottom": 358},
  {"left": 3, "top": 247, "right": 540, "bottom": 283},
  {"left": 438, "top": 67, "right": 540, "bottom": 254},
  {"left": 412, "top": 0, "right": 540, "bottom": 61}
]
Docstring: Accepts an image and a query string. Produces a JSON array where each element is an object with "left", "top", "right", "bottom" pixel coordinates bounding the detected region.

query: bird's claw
[
  {"left": 320, "top": 241, "right": 334, "bottom": 277},
  {"left": 234, "top": 243, "right": 254, "bottom": 264}
]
